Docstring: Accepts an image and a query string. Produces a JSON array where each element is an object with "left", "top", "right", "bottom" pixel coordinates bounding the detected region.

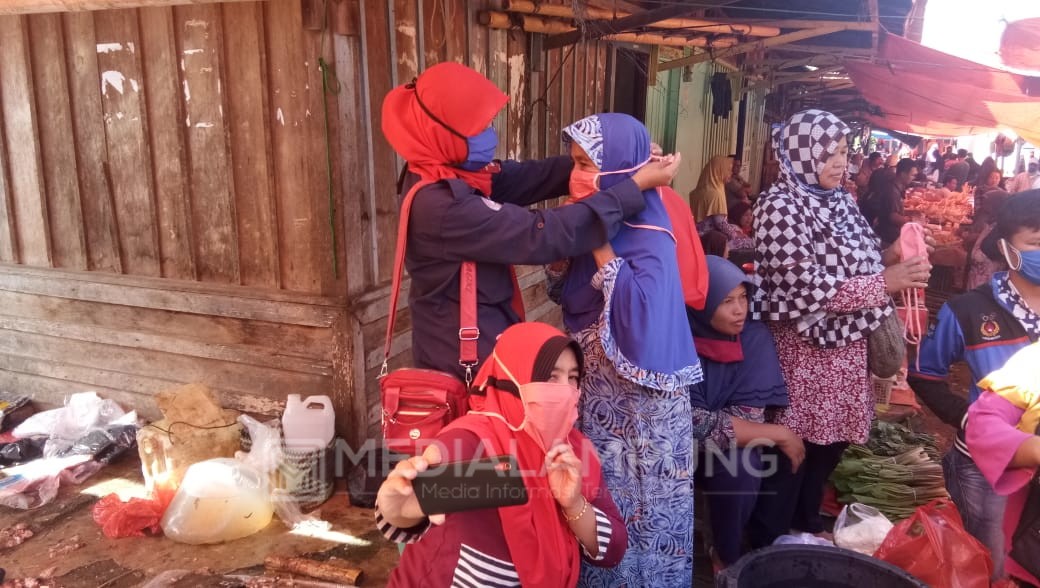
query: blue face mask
[
  {"left": 456, "top": 127, "right": 498, "bottom": 171},
  {"left": 1002, "top": 240, "right": 1040, "bottom": 285}
]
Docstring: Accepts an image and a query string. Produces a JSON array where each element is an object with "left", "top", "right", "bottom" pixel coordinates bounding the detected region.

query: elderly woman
[
  {"left": 375, "top": 322, "right": 628, "bottom": 587},
  {"left": 688, "top": 255, "right": 802, "bottom": 569},
  {"left": 746, "top": 110, "right": 932, "bottom": 547},
  {"left": 551, "top": 113, "right": 702, "bottom": 586}
]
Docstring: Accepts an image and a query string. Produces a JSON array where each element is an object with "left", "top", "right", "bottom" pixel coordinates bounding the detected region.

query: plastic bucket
[{"left": 715, "top": 545, "right": 927, "bottom": 588}]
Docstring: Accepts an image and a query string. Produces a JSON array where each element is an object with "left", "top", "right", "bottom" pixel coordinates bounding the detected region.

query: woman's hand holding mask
[{"left": 633, "top": 152, "right": 682, "bottom": 191}]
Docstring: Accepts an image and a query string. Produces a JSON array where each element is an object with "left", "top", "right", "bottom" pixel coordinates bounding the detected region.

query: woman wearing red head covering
[
  {"left": 380, "top": 62, "right": 679, "bottom": 382},
  {"left": 375, "top": 322, "right": 628, "bottom": 587}
]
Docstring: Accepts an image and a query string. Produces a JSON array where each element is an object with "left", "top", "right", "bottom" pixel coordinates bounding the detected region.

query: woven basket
[{"left": 872, "top": 375, "right": 896, "bottom": 406}]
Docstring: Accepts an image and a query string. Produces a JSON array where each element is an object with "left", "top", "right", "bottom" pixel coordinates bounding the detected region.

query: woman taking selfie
[{"left": 375, "top": 322, "right": 627, "bottom": 588}]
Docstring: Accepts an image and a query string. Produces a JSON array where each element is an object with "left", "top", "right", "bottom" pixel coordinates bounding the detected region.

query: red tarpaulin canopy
[
  {"left": 1001, "top": 18, "right": 1040, "bottom": 73},
  {"left": 844, "top": 32, "right": 1040, "bottom": 145}
]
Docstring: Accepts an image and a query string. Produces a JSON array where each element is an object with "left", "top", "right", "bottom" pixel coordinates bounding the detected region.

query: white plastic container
[{"left": 281, "top": 395, "right": 335, "bottom": 451}]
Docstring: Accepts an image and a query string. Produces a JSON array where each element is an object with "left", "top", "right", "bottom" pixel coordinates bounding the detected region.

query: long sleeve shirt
[
  {"left": 376, "top": 428, "right": 628, "bottom": 588},
  {"left": 401, "top": 157, "right": 646, "bottom": 380}
]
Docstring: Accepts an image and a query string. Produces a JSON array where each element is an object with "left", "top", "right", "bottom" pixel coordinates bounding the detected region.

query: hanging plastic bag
[
  {"left": 160, "top": 415, "right": 280, "bottom": 544},
  {"left": 874, "top": 498, "right": 992, "bottom": 588},
  {"left": 834, "top": 503, "right": 893, "bottom": 555}
]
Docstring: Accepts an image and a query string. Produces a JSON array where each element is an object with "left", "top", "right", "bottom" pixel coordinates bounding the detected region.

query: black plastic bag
[{"left": 0, "top": 437, "right": 46, "bottom": 466}]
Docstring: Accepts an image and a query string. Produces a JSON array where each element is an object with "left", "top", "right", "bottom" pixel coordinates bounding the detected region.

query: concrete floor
[{"left": 0, "top": 456, "right": 399, "bottom": 587}]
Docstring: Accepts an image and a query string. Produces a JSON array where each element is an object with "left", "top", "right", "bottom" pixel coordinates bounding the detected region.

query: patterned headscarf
[{"left": 751, "top": 109, "right": 894, "bottom": 348}]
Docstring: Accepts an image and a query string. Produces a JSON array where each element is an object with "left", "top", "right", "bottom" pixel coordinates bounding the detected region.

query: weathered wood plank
[
  {"left": 561, "top": 36, "right": 578, "bottom": 138},
  {"left": 361, "top": 0, "right": 400, "bottom": 284},
  {"left": 29, "top": 13, "right": 88, "bottom": 271},
  {"left": 334, "top": 33, "right": 373, "bottom": 296},
  {"left": 0, "top": 365, "right": 160, "bottom": 418},
  {"left": 301, "top": 3, "right": 341, "bottom": 296},
  {"left": 265, "top": 0, "right": 322, "bottom": 293},
  {"left": 503, "top": 26, "right": 524, "bottom": 157},
  {"left": 487, "top": 22, "right": 507, "bottom": 159},
  {"left": 445, "top": 0, "right": 466, "bottom": 64},
  {"left": 0, "top": 15, "right": 52, "bottom": 267},
  {"left": 0, "top": 329, "right": 330, "bottom": 399},
  {"left": 545, "top": 46, "right": 562, "bottom": 157},
  {"left": 138, "top": 6, "right": 195, "bottom": 281},
  {"left": 93, "top": 9, "right": 161, "bottom": 276},
  {"left": 0, "top": 85, "right": 18, "bottom": 263},
  {"left": 62, "top": 11, "right": 122, "bottom": 273},
  {"left": 0, "top": 265, "right": 343, "bottom": 326},
  {"left": 0, "top": 289, "right": 331, "bottom": 356},
  {"left": 422, "top": 0, "right": 446, "bottom": 67},
  {"left": 0, "top": 315, "right": 331, "bottom": 375},
  {"left": 222, "top": 1, "right": 280, "bottom": 288},
  {"left": 465, "top": 0, "right": 487, "bottom": 76},
  {"left": 331, "top": 312, "right": 367, "bottom": 449},
  {"left": 175, "top": 4, "right": 239, "bottom": 284},
  {"left": 393, "top": 0, "right": 419, "bottom": 85},
  {"left": 595, "top": 41, "right": 607, "bottom": 114}
]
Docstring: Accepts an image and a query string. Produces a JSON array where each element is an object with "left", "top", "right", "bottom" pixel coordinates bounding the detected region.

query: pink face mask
[
  {"left": 470, "top": 353, "right": 581, "bottom": 452},
  {"left": 568, "top": 157, "right": 652, "bottom": 202}
]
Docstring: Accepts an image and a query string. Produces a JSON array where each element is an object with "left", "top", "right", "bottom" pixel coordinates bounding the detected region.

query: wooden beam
[
  {"left": 502, "top": 0, "right": 780, "bottom": 37},
  {"left": 543, "top": 4, "right": 710, "bottom": 50},
  {"left": 764, "top": 44, "right": 873, "bottom": 58},
  {"left": 481, "top": 12, "right": 739, "bottom": 49},
  {"left": 659, "top": 25, "right": 851, "bottom": 71},
  {"left": 712, "top": 18, "right": 876, "bottom": 31},
  {"left": 0, "top": 0, "right": 259, "bottom": 14},
  {"left": 749, "top": 64, "right": 846, "bottom": 90}
]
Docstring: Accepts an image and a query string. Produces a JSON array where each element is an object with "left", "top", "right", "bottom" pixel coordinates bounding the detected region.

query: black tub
[{"left": 715, "top": 545, "right": 927, "bottom": 588}]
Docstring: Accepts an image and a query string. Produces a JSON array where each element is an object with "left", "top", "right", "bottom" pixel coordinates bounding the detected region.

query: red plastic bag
[
  {"left": 874, "top": 498, "right": 992, "bottom": 588},
  {"left": 92, "top": 492, "right": 170, "bottom": 538}
]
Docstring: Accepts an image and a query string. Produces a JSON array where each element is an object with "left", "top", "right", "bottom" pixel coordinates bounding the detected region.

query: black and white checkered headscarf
[{"left": 751, "top": 109, "right": 893, "bottom": 348}]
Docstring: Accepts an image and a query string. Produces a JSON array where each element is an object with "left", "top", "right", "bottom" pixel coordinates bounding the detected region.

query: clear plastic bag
[
  {"left": 772, "top": 532, "right": 834, "bottom": 547},
  {"left": 160, "top": 415, "right": 280, "bottom": 544},
  {"left": 833, "top": 503, "right": 894, "bottom": 555}
]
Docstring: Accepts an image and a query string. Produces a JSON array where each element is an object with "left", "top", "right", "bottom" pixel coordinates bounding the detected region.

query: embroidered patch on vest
[{"left": 980, "top": 313, "right": 1002, "bottom": 340}]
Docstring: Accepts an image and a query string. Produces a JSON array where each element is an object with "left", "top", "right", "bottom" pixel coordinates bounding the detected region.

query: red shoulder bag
[{"left": 379, "top": 180, "right": 477, "bottom": 455}]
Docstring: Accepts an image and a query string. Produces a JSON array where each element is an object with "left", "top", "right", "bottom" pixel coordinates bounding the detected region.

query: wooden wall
[{"left": 0, "top": 0, "right": 610, "bottom": 442}]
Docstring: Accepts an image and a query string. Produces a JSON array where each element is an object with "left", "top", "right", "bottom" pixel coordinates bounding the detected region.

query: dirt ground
[
  {"left": 0, "top": 456, "right": 398, "bottom": 587},
  {"left": 0, "top": 362, "right": 971, "bottom": 588}
]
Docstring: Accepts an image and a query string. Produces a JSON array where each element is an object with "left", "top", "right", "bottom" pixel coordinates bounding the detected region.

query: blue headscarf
[
  {"left": 687, "top": 256, "right": 788, "bottom": 411},
  {"left": 560, "top": 113, "right": 701, "bottom": 391}
]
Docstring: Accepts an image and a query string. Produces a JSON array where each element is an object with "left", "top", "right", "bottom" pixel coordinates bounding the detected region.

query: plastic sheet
[
  {"left": 874, "top": 498, "right": 992, "bottom": 588},
  {"left": 834, "top": 503, "right": 893, "bottom": 555}
]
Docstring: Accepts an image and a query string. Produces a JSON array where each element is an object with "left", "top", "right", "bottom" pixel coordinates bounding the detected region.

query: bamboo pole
[
  {"left": 658, "top": 25, "right": 851, "bottom": 71},
  {"left": 0, "top": 0, "right": 257, "bottom": 14},
  {"left": 481, "top": 12, "right": 739, "bottom": 49},
  {"left": 503, "top": 0, "right": 780, "bottom": 37}
]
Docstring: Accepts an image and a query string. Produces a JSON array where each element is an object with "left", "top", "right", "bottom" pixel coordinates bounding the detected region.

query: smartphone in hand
[{"left": 414, "top": 455, "right": 528, "bottom": 515}]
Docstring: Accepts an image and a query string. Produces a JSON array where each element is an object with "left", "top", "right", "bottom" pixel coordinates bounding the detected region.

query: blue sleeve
[
  {"left": 490, "top": 157, "right": 573, "bottom": 207},
  {"left": 437, "top": 179, "right": 646, "bottom": 265},
  {"left": 907, "top": 304, "right": 969, "bottom": 427},
  {"left": 909, "top": 304, "right": 965, "bottom": 380}
]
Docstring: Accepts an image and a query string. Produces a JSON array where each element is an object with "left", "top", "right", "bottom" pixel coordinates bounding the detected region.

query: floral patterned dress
[{"left": 565, "top": 258, "right": 698, "bottom": 587}]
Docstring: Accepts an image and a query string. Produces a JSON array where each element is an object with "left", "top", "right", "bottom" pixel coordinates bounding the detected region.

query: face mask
[
  {"left": 1000, "top": 240, "right": 1040, "bottom": 285},
  {"left": 568, "top": 157, "right": 652, "bottom": 201},
  {"left": 456, "top": 127, "right": 498, "bottom": 171},
  {"left": 471, "top": 354, "right": 581, "bottom": 452}
]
